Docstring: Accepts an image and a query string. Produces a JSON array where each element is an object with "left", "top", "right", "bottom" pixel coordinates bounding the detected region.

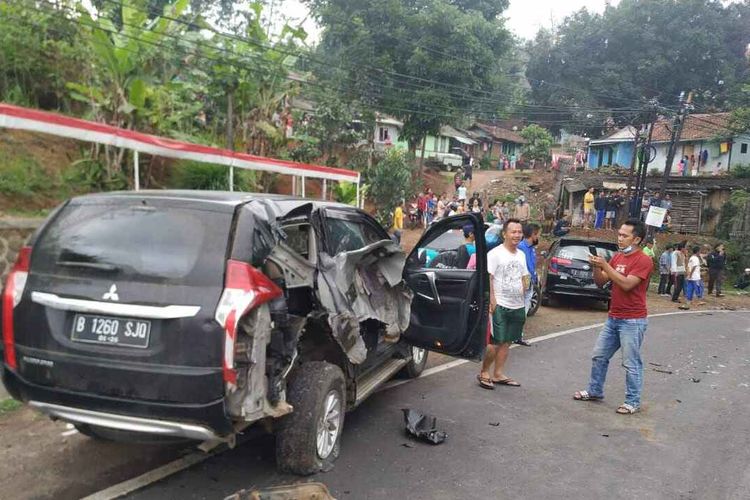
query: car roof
[
  {"left": 557, "top": 236, "right": 618, "bottom": 246},
  {"left": 70, "top": 190, "right": 353, "bottom": 213}
]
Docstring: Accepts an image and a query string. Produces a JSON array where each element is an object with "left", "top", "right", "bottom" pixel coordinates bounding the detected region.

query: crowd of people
[{"left": 580, "top": 187, "right": 675, "bottom": 233}]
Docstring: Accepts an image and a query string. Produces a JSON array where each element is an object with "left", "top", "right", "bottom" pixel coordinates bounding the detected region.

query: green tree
[
  {"left": 0, "top": 0, "right": 87, "bottom": 110},
  {"left": 365, "top": 149, "right": 419, "bottom": 226},
  {"left": 307, "top": 0, "right": 517, "bottom": 161},
  {"left": 519, "top": 124, "right": 553, "bottom": 161},
  {"left": 525, "top": 0, "right": 750, "bottom": 135}
]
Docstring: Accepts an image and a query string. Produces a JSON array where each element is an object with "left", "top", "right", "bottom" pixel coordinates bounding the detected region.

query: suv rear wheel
[
  {"left": 399, "top": 346, "right": 428, "bottom": 378},
  {"left": 276, "top": 361, "right": 346, "bottom": 475}
]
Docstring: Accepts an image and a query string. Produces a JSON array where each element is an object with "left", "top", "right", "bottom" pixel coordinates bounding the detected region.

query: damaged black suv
[{"left": 1, "top": 191, "right": 488, "bottom": 474}]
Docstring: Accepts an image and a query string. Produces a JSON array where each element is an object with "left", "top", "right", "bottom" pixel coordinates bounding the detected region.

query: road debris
[
  {"left": 691, "top": 378, "right": 701, "bottom": 383},
  {"left": 648, "top": 362, "right": 663, "bottom": 367},
  {"left": 489, "top": 422, "right": 500, "bottom": 427},
  {"left": 224, "top": 482, "right": 335, "bottom": 500},
  {"left": 652, "top": 368, "right": 673, "bottom": 374},
  {"left": 402, "top": 409, "right": 448, "bottom": 445}
]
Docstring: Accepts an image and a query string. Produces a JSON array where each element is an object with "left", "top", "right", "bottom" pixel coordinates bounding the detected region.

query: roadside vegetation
[{"left": 0, "top": 398, "right": 22, "bottom": 416}]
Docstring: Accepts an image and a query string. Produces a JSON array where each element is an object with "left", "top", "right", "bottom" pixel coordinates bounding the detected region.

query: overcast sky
[{"left": 279, "top": 0, "right": 620, "bottom": 43}]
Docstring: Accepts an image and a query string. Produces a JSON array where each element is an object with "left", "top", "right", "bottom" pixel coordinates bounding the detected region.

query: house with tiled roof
[
  {"left": 587, "top": 112, "right": 750, "bottom": 174},
  {"left": 466, "top": 122, "right": 527, "bottom": 167}
]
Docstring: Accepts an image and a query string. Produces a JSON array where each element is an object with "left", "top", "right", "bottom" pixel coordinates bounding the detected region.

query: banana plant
[{"left": 67, "top": 0, "right": 189, "bottom": 178}]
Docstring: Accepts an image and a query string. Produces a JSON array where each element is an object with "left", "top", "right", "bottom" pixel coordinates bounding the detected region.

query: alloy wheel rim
[
  {"left": 411, "top": 346, "right": 426, "bottom": 365},
  {"left": 316, "top": 390, "right": 342, "bottom": 460}
]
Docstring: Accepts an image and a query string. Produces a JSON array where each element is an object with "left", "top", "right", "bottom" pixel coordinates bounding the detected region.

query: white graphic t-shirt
[
  {"left": 688, "top": 254, "right": 701, "bottom": 281},
  {"left": 487, "top": 244, "right": 529, "bottom": 310}
]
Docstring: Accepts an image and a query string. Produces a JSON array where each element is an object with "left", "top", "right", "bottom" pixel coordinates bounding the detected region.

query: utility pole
[
  {"left": 625, "top": 124, "right": 641, "bottom": 216},
  {"left": 227, "top": 90, "right": 235, "bottom": 191},
  {"left": 660, "top": 91, "right": 693, "bottom": 196},
  {"left": 627, "top": 100, "right": 658, "bottom": 218}
]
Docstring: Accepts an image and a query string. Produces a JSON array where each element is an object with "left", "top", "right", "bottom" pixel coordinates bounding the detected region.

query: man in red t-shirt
[{"left": 573, "top": 219, "right": 653, "bottom": 414}]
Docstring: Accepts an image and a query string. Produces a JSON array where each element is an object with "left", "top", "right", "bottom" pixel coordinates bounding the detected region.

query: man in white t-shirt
[
  {"left": 477, "top": 218, "right": 530, "bottom": 390},
  {"left": 680, "top": 245, "right": 703, "bottom": 310}
]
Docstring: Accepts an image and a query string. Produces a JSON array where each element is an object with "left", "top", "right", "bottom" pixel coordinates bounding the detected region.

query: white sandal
[
  {"left": 573, "top": 390, "right": 603, "bottom": 401},
  {"left": 616, "top": 403, "right": 640, "bottom": 414}
]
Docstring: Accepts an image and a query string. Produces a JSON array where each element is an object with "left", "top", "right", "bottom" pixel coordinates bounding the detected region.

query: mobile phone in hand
[{"left": 588, "top": 245, "right": 598, "bottom": 256}]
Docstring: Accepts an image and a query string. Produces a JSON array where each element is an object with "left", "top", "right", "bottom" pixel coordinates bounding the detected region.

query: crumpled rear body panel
[{"left": 316, "top": 240, "right": 412, "bottom": 364}]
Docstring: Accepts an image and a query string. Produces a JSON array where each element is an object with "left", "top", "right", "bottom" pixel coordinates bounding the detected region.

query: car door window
[
  {"left": 410, "top": 221, "right": 476, "bottom": 270},
  {"left": 326, "top": 218, "right": 367, "bottom": 254}
]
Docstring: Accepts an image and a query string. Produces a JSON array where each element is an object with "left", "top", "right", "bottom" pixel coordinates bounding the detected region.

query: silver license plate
[{"left": 71, "top": 314, "right": 151, "bottom": 348}]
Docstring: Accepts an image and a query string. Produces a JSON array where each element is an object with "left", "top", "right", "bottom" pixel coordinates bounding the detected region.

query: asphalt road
[{"left": 125, "top": 311, "right": 750, "bottom": 500}]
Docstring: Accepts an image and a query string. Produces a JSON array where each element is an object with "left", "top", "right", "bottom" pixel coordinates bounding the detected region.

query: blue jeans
[
  {"left": 587, "top": 317, "right": 648, "bottom": 407},
  {"left": 595, "top": 209, "right": 605, "bottom": 228}
]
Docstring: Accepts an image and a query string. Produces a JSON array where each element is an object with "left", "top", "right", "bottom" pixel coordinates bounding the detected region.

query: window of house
[
  {"left": 741, "top": 143, "right": 748, "bottom": 154},
  {"left": 378, "top": 127, "right": 390, "bottom": 142}
]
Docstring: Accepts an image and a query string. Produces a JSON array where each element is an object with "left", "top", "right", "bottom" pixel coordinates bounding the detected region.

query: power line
[{"left": 16, "top": 2, "right": 651, "bottom": 125}]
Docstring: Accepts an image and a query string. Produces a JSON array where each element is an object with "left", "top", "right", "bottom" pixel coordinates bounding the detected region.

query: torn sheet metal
[
  {"left": 316, "top": 240, "right": 412, "bottom": 364},
  {"left": 402, "top": 408, "right": 448, "bottom": 445},
  {"left": 224, "top": 482, "right": 335, "bottom": 500},
  {"left": 226, "top": 305, "right": 296, "bottom": 422}
]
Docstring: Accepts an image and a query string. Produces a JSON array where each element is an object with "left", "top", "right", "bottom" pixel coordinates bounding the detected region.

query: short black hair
[
  {"left": 692, "top": 245, "right": 700, "bottom": 254},
  {"left": 622, "top": 218, "right": 646, "bottom": 243},
  {"left": 666, "top": 244, "right": 674, "bottom": 250},
  {"left": 523, "top": 223, "right": 541, "bottom": 238},
  {"left": 677, "top": 242, "right": 686, "bottom": 250},
  {"left": 503, "top": 218, "right": 523, "bottom": 233},
  {"left": 714, "top": 243, "right": 723, "bottom": 250}
]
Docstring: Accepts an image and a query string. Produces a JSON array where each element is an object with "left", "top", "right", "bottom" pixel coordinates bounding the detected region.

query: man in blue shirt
[{"left": 515, "top": 223, "right": 540, "bottom": 346}]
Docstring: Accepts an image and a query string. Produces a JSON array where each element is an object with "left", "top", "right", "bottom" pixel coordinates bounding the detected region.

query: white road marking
[
  {"left": 80, "top": 452, "right": 213, "bottom": 500},
  {"left": 83, "top": 308, "right": 748, "bottom": 499}
]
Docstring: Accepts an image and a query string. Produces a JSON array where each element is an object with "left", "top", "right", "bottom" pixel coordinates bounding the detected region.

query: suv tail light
[
  {"left": 2, "top": 246, "right": 31, "bottom": 370},
  {"left": 548, "top": 256, "right": 571, "bottom": 274},
  {"left": 215, "top": 260, "right": 282, "bottom": 389}
]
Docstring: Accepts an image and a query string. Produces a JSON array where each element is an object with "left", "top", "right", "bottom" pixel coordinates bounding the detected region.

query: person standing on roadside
[
  {"left": 514, "top": 196, "right": 530, "bottom": 223},
  {"left": 680, "top": 246, "right": 703, "bottom": 310},
  {"left": 477, "top": 219, "right": 529, "bottom": 390},
  {"left": 658, "top": 245, "right": 673, "bottom": 296},
  {"left": 594, "top": 191, "right": 607, "bottom": 229},
  {"left": 671, "top": 242, "right": 687, "bottom": 303},
  {"left": 707, "top": 243, "right": 726, "bottom": 297},
  {"left": 573, "top": 219, "right": 653, "bottom": 414},
  {"left": 583, "top": 187, "right": 595, "bottom": 229},
  {"left": 464, "top": 157, "right": 474, "bottom": 188},
  {"left": 642, "top": 237, "right": 655, "bottom": 258},
  {"left": 515, "top": 223, "right": 540, "bottom": 347},
  {"left": 454, "top": 168, "right": 463, "bottom": 193},
  {"left": 457, "top": 181, "right": 467, "bottom": 203},
  {"left": 392, "top": 200, "right": 404, "bottom": 231}
]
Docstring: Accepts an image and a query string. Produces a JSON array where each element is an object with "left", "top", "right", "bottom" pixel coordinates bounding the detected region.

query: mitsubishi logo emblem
[{"left": 102, "top": 284, "right": 119, "bottom": 301}]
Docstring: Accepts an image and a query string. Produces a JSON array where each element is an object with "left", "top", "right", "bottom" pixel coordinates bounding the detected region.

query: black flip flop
[
  {"left": 492, "top": 378, "right": 521, "bottom": 387},
  {"left": 477, "top": 374, "right": 495, "bottom": 390}
]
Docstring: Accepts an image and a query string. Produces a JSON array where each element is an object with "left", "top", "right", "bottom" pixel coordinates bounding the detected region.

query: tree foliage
[
  {"left": 525, "top": 0, "right": 750, "bottom": 135},
  {"left": 364, "top": 149, "right": 420, "bottom": 226},
  {"left": 307, "top": 0, "right": 518, "bottom": 149},
  {"left": 519, "top": 124, "right": 553, "bottom": 161}
]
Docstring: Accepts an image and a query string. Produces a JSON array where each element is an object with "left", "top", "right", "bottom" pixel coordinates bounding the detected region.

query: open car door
[{"left": 402, "top": 214, "right": 489, "bottom": 360}]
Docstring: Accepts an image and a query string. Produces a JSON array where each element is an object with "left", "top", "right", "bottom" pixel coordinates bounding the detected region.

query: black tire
[
  {"left": 276, "top": 361, "right": 346, "bottom": 475},
  {"left": 74, "top": 423, "right": 110, "bottom": 441},
  {"left": 541, "top": 292, "right": 556, "bottom": 307},
  {"left": 527, "top": 284, "right": 541, "bottom": 317},
  {"left": 399, "top": 346, "right": 429, "bottom": 379}
]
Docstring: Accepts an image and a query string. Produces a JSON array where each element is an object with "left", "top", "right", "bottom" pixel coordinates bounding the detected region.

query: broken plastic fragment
[{"left": 402, "top": 409, "right": 448, "bottom": 445}]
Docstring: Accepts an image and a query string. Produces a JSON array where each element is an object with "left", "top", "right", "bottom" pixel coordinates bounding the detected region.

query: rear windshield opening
[
  {"left": 556, "top": 244, "right": 616, "bottom": 262},
  {"left": 34, "top": 202, "right": 232, "bottom": 285}
]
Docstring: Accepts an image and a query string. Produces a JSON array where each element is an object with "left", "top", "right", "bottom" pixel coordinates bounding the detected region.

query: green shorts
[{"left": 491, "top": 306, "right": 526, "bottom": 344}]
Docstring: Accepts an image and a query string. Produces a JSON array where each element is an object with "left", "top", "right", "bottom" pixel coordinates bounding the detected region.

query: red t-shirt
[{"left": 608, "top": 249, "right": 653, "bottom": 319}]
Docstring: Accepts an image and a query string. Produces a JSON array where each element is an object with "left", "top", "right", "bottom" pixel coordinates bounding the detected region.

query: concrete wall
[{"left": 0, "top": 218, "right": 43, "bottom": 283}]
